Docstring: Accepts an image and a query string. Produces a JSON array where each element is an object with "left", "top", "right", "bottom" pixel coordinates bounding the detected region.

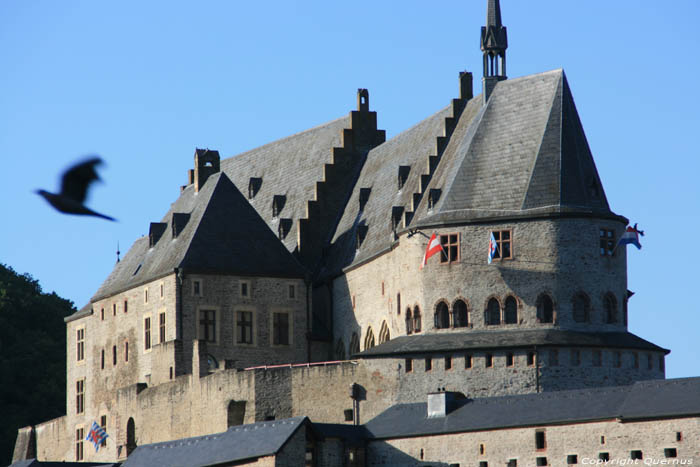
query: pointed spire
[
  {"left": 486, "top": 0, "right": 503, "bottom": 28},
  {"left": 480, "top": 0, "right": 508, "bottom": 103}
]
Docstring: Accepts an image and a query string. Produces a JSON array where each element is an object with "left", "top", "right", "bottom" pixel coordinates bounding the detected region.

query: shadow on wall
[{"left": 367, "top": 441, "right": 456, "bottom": 467}]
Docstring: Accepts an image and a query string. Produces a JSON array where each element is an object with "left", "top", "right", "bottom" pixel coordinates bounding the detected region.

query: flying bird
[{"left": 36, "top": 157, "right": 116, "bottom": 221}]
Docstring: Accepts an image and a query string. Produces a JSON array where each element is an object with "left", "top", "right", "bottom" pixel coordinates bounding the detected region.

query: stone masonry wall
[{"left": 365, "top": 416, "right": 700, "bottom": 466}]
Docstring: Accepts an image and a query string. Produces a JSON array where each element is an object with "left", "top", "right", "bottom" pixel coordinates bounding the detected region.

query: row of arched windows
[{"left": 337, "top": 321, "right": 392, "bottom": 359}]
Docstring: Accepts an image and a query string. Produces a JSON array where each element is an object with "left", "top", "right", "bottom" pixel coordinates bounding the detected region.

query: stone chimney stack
[
  {"left": 427, "top": 390, "right": 467, "bottom": 418},
  {"left": 193, "top": 148, "right": 221, "bottom": 192}
]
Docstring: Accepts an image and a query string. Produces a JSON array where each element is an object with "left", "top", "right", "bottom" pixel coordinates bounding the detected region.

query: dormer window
[
  {"left": 248, "top": 177, "right": 262, "bottom": 199},
  {"left": 391, "top": 206, "right": 404, "bottom": 231},
  {"left": 272, "top": 195, "right": 286, "bottom": 218},
  {"left": 359, "top": 188, "right": 371, "bottom": 211},
  {"left": 398, "top": 166, "right": 411, "bottom": 190},
  {"left": 428, "top": 189, "right": 441, "bottom": 210},
  {"left": 356, "top": 225, "right": 369, "bottom": 248},
  {"left": 278, "top": 219, "right": 292, "bottom": 239}
]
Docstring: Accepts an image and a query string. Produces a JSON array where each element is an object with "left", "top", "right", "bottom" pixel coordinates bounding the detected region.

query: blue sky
[{"left": 1, "top": 1, "right": 698, "bottom": 379}]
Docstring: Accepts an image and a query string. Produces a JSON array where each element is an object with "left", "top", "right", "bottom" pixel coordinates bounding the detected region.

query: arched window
[
  {"left": 486, "top": 298, "right": 500, "bottom": 325},
  {"left": 537, "top": 294, "right": 554, "bottom": 323},
  {"left": 573, "top": 293, "right": 590, "bottom": 323},
  {"left": 349, "top": 333, "right": 360, "bottom": 356},
  {"left": 379, "top": 321, "right": 390, "bottom": 344},
  {"left": 335, "top": 339, "right": 345, "bottom": 360},
  {"left": 453, "top": 300, "right": 468, "bottom": 328},
  {"left": 604, "top": 293, "right": 617, "bottom": 324},
  {"left": 364, "top": 328, "right": 375, "bottom": 350},
  {"left": 504, "top": 296, "right": 518, "bottom": 324},
  {"left": 405, "top": 308, "right": 413, "bottom": 334},
  {"left": 413, "top": 306, "right": 422, "bottom": 333},
  {"left": 126, "top": 417, "right": 136, "bottom": 456},
  {"left": 434, "top": 302, "right": 450, "bottom": 329},
  {"left": 227, "top": 400, "right": 246, "bottom": 427}
]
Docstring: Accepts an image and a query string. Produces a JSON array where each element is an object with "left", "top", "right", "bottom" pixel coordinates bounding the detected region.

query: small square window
[
  {"left": 491, "top": 229, "right": 513, "bottom": 260},
  {"left": 599, "top": 453, "right": 610, "bottom": 461},
  {"left": 240, "top": 281, "right": 250, "bottom": 298},
  {"left": 600, "top": 229, "right": 615, "bottom": 256},
  {"left": 664, "top": 448, "right": 677, "bottom": 458},
  {"left": 479, "top": 462, "right": 488, "bottom": 467},
  {"left": 344, "top": 409, "right": 354, "bottom": 422},
  {"left": 567, "top": 454, "right": 578, "bottom": 465},
  {"left": 507, "top": 460, "right": 517, "bottom": 467},
  {"left": 536, "top": 457, "right": 548, "bottom": 466},
  {"left": 630, "top": 450, "right": 643, "bottom": 460},
  {"left": 439, "top": 233, "right": 459, "bottom": 263},
  {"left": 405, "top": 358, "right": 412, "bottom": 373}
]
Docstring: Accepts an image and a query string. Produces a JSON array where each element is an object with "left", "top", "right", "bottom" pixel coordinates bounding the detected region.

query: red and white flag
[{"left": 420, "top": 233, "right": 442, "bottom": 269}]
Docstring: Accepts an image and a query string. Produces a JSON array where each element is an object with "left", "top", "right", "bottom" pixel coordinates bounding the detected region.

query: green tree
[{"left": 0, "top": 264, "right": 75, "bottom": 465}]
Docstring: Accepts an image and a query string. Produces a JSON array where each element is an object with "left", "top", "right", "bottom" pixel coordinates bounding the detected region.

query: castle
[{"left": 13, "top": 1, "right": 700, "bottom": 466}]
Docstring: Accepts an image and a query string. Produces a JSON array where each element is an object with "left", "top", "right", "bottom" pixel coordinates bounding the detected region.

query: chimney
[
  {"left": 193, "top": 149, "right": 221, "bottom": 192},
  {"left": 427, "top": 390, "right": 466, "bottom": 418}
]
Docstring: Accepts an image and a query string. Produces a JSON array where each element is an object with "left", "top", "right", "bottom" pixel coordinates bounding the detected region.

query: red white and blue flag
[
  {"left": 421, "top": 233, "right": 442, "bottom": 269},
  {"left": 488, "top": 232, "right": 498, "bottom": 264},
  {"left": 86, "top": 421, "right": 108, "bottom": 452},
  {"left": 617, "top": 224, "right": 644, "bottom": 250}
]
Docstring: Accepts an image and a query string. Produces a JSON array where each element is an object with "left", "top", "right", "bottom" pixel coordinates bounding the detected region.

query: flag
[
  {"left": 617, "top": 223, "right": 644, "bottom": 250},
  {"left": 86, "top": 421, "right": 108, "bottom": 452},
  {"left": 488, "top": 232, "right": 498, "bottom": 264},
  {"left": 420, "top": 233, "right": 442, "bottom": 269}
]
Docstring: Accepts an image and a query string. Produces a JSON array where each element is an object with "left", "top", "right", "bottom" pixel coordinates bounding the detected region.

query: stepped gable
[
  {"left": 92, "top": 172, "right": 305, "bottom": 301},
  {"left": 121, "top": 417, "right": 309, "bottom": 467},
  {"left": 325, "top": 86, "right": 480, "bottom": 274},
  {"left": 363, "top": 377, "right": 700, "bottom": 439},
  {"left": 414, "top": 69, "right": 616, "bottom": 227},
  {"left": 355, "top": 329, "right": 669, "bottom": 358}
]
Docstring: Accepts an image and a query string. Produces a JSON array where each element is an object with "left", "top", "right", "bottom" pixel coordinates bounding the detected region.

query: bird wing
[{"left": 59, "top": 157, "right": 103, "bottom": 203}]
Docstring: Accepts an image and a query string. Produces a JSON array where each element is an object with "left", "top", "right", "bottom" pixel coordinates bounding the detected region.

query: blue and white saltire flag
[
  {"left": 86, "top": 421, "right": 108, "bottom": 452},
  {"left": 617, "top": 223, "right": 644, "bottom": 250},
  {"left": 488, "top": 232, "right": 498, "bottom": 264}
]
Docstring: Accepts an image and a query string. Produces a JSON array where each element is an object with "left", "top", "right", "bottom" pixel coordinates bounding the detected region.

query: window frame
[
  {"left": 271, "top": 310, "right": 292, "bottom": 347},
  {"left": 599, "top": 228, "right": 616, "bottom": 256},
  {"left": 76, "top": 379, "right": 85, "bottom": 414},
  {"left": 491, "top": 229, "right": 513, "bottom": 261},
  {"left": 235, "top": 309, "right": 256, "bottom": 346},
  {"left": 240, "top": 280, "right": 251, "bottom": 298},
  {"left": 76, "top": 326, "right": 85, "bottom": 364},
  {"left": 159, "top": 310, "right": 166, "bottom": 344},
  {"left": 75, "top": 425, "right": 85, "bottom": 461},
  {"left": 192, "top": 279, "right": 202, "bottom": 297},
  {"left": 144, "top": 314, "right": 152, "bottom": 352},
  {"left": 198, "top": 307, "right": 219, "bottom": 344},
  {"left": 439, "top": 232, "right": 460, "bottom": 264}
]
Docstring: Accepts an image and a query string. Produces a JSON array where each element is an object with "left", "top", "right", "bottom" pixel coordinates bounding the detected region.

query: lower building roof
[{"left": 356, "top": 329, "right": 669, "bottom": 358}]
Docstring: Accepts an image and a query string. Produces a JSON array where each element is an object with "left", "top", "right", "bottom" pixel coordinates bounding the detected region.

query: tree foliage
[{"left": 0, "top": 263, "right": 75, "bottom": 465}]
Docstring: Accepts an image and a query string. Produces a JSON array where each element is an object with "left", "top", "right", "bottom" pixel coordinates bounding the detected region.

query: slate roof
[
  {"left": 220, "top": 116, "right": 351, "bottom": 253},
  {"left": 355, "top": 329, "right": 668, "bottom": 358},
  {"left": 363, "top": 377, "right": 700, "bottom": 439},
  {"left": 121, "top": 417, "right": 307, "bottom": 467},
  {"left": 92, "top": 172, "right": 306, "bottom": 301},
  {"left": 65, "top": 302, "right": 93, "bottom": 323},
  {"left": 8, "top": 461, "right": 118, "bottom": 467},
  {"left": 326, "top": 70, "right": 621, "bottom": 274}
]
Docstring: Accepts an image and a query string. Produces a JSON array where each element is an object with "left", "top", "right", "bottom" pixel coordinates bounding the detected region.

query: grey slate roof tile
[
  {"left": 121, "top": 417, "right": 307, "bottom": 467},
  {"left": 356, "top": 329, "right": 668, "bottom": 358},
  {"left": 362, "top": 377, "right": 700, "bottom": 439}
]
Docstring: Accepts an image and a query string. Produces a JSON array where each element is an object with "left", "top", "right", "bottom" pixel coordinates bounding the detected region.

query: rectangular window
[
  {"left": 112, "top": 345, "right": 117, "bottom": 366},
  {"left": 405, "top": 358, "right": 412, "bottom": 373},
  {"left": 600, "top": 229, "right": 615, "bottom": 256},
  {"left": 506, "top": 353, "right": 514, "bottom": 367},
  {"left": 144, "top": 288, "right": 149, "bottom": 303},
  {"left": 76, "top": 379, "right": 85, "bottom": 414},
  {"left": 549, "top": 349, "right": 559, "bottom": 366},
  {"left": 160, "top": 283, "right": 164, "bottom": 298},
  {"left": 101, "top": 349, "right": 105, "bottom": 370},
  {"left": 425, "top": 358, "right": 432, "bottom": 371},
  {"left": 124, "top": 341, "right": 129, "bottom": 362},
  {"left": 647, "top": 354, "right": 653, "bottom": 370},
  {"left": 630, "top": 450, "right": 643, "bottom": 460},
  {"left": 112, "top": 303, "right": 116, "bottom": 316},
  {"left": 439, "top": 233, "right": 459, "bottom": 263},
  {"left": 100, "top": 415, "right": 107, "bottom": 447},
  {"left": 633, "top": 352, "right": 639, "bottom": 369},
  {"left": 492, "top": 230, "right": 513, "bottom": 260},
  {"left": 567, "top": 454, "right": 578, "bottom": 465},
  {"left": 76, "top": 327, "right": 85, "bottom": 362},
  {"left": 193, "top": 280, "right": 201, "bottom": 296},
  {"left": 508, "top": 460, "right": 517, "bottom": 467},
  {"left": 536, "top": 458, "right": 548, "bottom": 467},
  {"left": 101, "top": 308, "right": 104, "bottom": 320},
  {"left": 159, "top": 312, "right": 166, "bottom": 343},
  {"left": 593, "top": 349, "right": 602, "bottom": 367},
  {"left": 272, "top": 312, "right": 289, "bottom": 345},
  {"left": 237, "top": 311, "right": 254, "bottom": 344},
  {"left": 527, "top": 352, "right": 535, "bottom": 366},
  {"left": 599, "top": 453, "right": 610, "bottom": 462},
  {"left": 445, "top": 356, "right": 452, "bottom": 370},
  {"left": 571, "top": 349, "right": 581, "bottom": 366},
  {"left": 144, "top": 317, "right": 152, "bottom": 350},
  {"left": 465, "top": 354, "right": 473, "bottom": 369},
  {"left": 199, "top": 310, "right": 217, "bottom": 343},
  {"left": 535, "top": 430, "right": 546, "bottom": 450},
  {"left": 485, "top": 354, "right": 493, "bottom": 368},
  {"left": 288, "top": 284, "right": 296, "bottom": 299},
  {"left": 75, "top": 427, "right": 84, "bottom": 461},
  {"left": 664, "top": 448, "right": 677, "bottom": 458},
  {"left": 240, "top": 281, "right": 250, "bottom": 298},
  {"left": 124, "top": 299, "right": 128, "bottom": 313}
]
